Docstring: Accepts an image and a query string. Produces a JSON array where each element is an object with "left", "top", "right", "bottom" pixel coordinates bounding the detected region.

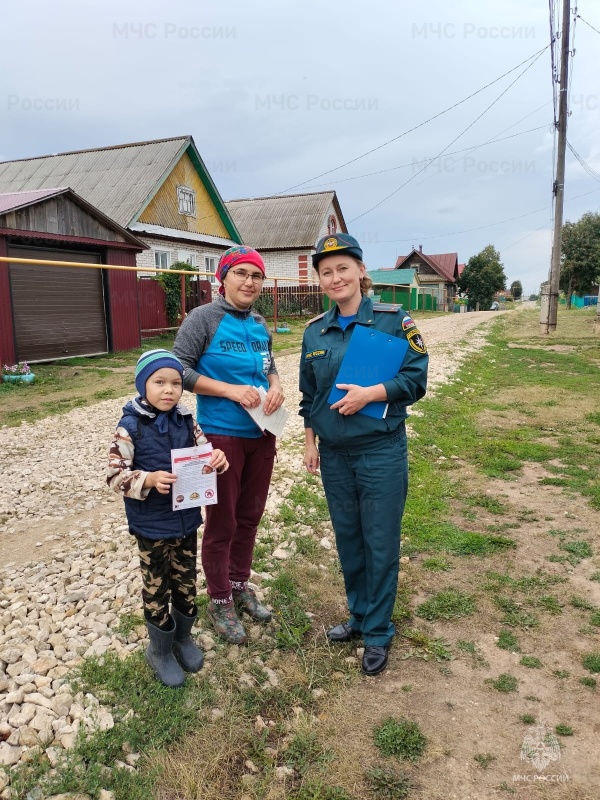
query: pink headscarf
[{"left": 216, "top": 246, "right": 266, "bottom": 296}]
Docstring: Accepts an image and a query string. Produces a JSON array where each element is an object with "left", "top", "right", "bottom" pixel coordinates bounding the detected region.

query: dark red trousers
[{"left": 202, "top": 433, "right": 276, "bottom": 601}]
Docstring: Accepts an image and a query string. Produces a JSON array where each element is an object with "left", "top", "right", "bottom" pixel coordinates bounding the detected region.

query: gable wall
[
  {"left": 316, "top": 201, "right": 342, "bottom": 243},
  {"left": 138, "top": 152, "right": 229, "bottom": 238},
  {"left": 0, "top": 195, "right": 128, "bottom": 242}
]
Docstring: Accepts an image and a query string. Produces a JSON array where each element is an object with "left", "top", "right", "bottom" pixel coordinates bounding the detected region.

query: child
[{"left": 107, "top": 349, "right": 228, "bottom": 687}]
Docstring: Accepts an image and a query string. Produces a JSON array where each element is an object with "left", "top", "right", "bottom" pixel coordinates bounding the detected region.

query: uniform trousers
[{"left": 319, "top": 424, "right": 408, "bottom": 647}]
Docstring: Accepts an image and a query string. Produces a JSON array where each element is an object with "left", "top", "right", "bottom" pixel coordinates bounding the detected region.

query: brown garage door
[{"left": 8, "top": 246, "right": 108, "bottom": 361}]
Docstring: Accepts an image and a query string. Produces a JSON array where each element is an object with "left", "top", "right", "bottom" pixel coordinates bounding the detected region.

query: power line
[
  {"left": 575, "top": 12, "right": 600, "bottom": 36},
  {"left": 349, "top": 48, "right": 548, "bottom": 223},
  {"left": 273, "top": 44, "right": 551, "bottom": 195},
  {"left": 374, "top": 186, "right": 600, "bottom": 246},
  {"left": 567, "top": 141, "right": 600, "bottom": 181},
  {"left": 300, "top": 125, "right": 548, "bottom": 190}
]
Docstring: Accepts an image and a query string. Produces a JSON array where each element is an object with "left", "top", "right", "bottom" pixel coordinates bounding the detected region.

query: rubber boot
[
  {"left": 145, "top": 616, "right": 185, "bottom": 687},
  {"left": 172, "top": 606, "right": 204, "bottom": 672}
]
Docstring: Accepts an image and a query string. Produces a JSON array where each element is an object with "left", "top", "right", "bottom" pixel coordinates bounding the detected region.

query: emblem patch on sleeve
[
  {"left": 407, "top": 329, "right": 427, "bottom": 354},
  {"left": 402, "top": 316, "right": 417, "bottom": 332}
]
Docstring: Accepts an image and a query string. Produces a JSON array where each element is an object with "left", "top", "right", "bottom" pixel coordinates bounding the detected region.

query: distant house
[
  {"left": 225, "top": 191, "right": 347, "bottom": 284},
  {"left": 394, "top": 246, "right": 459, "bottom": 310},
  {"left": 367, "top": 268, "right": 424, "bottom": 309},
  {"left": 0, "top": 188, "right": 147, "bottom": 365},
  {"left": 0, "top": 135, "right": 242, "bottom": 287}
]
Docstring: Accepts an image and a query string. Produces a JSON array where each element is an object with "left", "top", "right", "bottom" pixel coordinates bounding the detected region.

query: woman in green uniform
[{"left": 299, "top": 234, "right": 428, "bottom": 676}]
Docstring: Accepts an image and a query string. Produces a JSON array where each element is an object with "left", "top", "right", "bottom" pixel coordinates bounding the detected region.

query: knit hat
[
  {"left": 312, "top": 233, "right": 363, "bottom": 268},
  {"left": 216, "top": 246, "right": 266, "bottom": 296},
  {"left": 135, "top": 349, "right": 184, "bottom": 397}
]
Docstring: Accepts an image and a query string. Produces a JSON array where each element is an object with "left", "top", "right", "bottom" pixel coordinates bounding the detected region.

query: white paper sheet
[
  {"left": 171, "top": 443, "right": 217, "bottom": 509},
  {"left": 244, "top": 385, "right": 289, "bottom": 438}
]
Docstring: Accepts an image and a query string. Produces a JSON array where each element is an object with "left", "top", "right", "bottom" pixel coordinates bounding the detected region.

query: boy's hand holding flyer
[{"left": 171, "top": 443, "right": 218, "bottom": 509}]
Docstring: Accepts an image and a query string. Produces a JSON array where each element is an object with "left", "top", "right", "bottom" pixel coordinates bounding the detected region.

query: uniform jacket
[
  {"left": 299, "top": 295, "right": 428, "bottom": 453},
  {"left": 173, "top": 295, "right": 278, "bottom": 438},
  {"left": 107, "top": 398, "right": 207, "bottom": 540}
]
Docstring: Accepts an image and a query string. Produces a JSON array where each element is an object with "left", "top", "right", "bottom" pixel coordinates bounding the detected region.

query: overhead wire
[
  {"left": 349, "top": 47, "right": 548, "bottom": 222},
  {"left": 272, "top": 44, "right": 551, "bottom": 195},
  {"left": 567, "top": 141, "right": 600, "bottom": 181},
  {"left": 575, "top": 12, "right": 600, "bottom": 36},
  {"left": 300, "top": 125, "right": 548, "bottom": 190}
]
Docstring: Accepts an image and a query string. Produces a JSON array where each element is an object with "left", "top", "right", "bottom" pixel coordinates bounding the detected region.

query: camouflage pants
[{"left": 136, "top": 533, "right": 197, "bottom": 628}]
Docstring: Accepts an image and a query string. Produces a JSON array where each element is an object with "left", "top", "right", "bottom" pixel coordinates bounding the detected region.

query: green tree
[
  {"left": 157, "top": 261, "right": 198, "bottom": 326},
  {"left": 510, "top": 280, "right": 523, "bottom": 300},
  {"left": 559, "top": 212, "right": 600, "bottom": 309},
  {"left": 457, "top": 245, "right": 506, "bottom": 311}
]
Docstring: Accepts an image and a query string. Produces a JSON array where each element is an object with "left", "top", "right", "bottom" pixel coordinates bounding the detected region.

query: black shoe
[
  {"left": 326, "top": 622, "right": 362, "bottom": 642},
  {"left": 362, "top": 645, "right": 390, "bottom": 676}
]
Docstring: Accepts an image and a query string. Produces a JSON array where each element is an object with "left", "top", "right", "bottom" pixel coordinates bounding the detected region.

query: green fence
[{"left": 324, "top": 289, "right": 437, "bottom": 312}]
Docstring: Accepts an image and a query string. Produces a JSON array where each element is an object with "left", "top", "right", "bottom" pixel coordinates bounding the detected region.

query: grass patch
[
  {"left": 415, "top": 588, "right": 476, "bottom": 621},
  {"left": 266, "top": 569, "right": 312, "bottom": 649},
  {"left": 520, "top": 656, "right": 543, "bottom": 669},
  {"left": 582, "top": 652, "right": 600, "bottom": 673},
  {"left": 421, "top": 556, "right": 452, "bottom": 571},
  {"left": 373, "top": 717, "right": 427, "bottom": 761},
  {"left": 497, "top": 629, "right": 520, "bottom": 651},
  {"left": 558, "top": 540, "right": 593, "bottom": 563},
  {"left": 579, "top": 676, "right": 597, "bottom": 688},
  {"left": 494, "top": 596, "right": 539, "bottom": 629},
  {"left": 365, "top": 766, "right": 412, "bottom": 799},
  {"left": 486, "top": 673, "right": 518, "bottom": 693},
  {"left": 474, "top": 753, "right": 497, "bottom": 769},
  {"left": 400, "top": 628, "right": 453, "bottom": 662},
  {"left": 113, "top": 612, "right": 145, "bottom": 636},
  {"left": 555, "top": 724, "right": 574, "bottom": 736},
  {"left": 520, "top": 714, "right": 536, "bottom": 724}
]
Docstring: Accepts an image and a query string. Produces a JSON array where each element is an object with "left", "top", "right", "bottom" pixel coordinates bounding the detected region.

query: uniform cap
[{"left": 312, "top": 233, "right": 363, "bottom": 268}]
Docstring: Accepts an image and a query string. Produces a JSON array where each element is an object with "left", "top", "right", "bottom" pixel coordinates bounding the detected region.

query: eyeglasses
[{"left": 229, "top": 269, "right": 265, "bottom": 284}]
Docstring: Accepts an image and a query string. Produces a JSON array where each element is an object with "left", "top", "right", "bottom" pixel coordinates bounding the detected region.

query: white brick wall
[
  {"left": 261, "top": 249, "right": 318, "bottom": 286},
  {"left": 135, "top": 236, "right": 321, "bottom": 288},
  {"left": 135, "top": 235, "right": 227, "bottom": 285}
]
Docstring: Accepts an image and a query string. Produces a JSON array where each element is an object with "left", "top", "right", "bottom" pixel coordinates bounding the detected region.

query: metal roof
[
  {"left": 0, "top": 188, "right": 69, "bottom": 215},
  {"left": 0, "top": 187, "right": 147, "bottom": 247},
  {"left": 367, "top": 268, "right": 417, "bottom": 286},
  {"left": 225, "top": 191, "right": 346, "bottom": 249},
  {"left": 395, "top": 250, "right": 458, "bottom": 283},
  {"left": 0, "top": 137, "right": 191, "bottom": 227}
]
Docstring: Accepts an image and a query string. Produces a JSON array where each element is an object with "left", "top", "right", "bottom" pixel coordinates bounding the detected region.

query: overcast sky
[{"left": 2, "top": 0, "right": 599, "bottom": 296}]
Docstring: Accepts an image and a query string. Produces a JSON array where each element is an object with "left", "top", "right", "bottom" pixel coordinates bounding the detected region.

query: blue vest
[{"left": 121, "top": 412, "right": 202, "bottom": 540}]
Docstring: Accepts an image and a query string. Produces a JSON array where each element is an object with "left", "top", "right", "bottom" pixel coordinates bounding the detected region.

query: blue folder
[{"left": 327, "top": 324, "right": 409, "bottom": 419}]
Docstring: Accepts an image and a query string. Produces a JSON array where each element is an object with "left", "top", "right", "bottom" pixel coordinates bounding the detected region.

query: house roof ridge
[
  {"left": 226, "top": 190, "right": 335, "bottom": 203},
  {"left": 0, "top": 135, "right": 192, "bottom": 166}
]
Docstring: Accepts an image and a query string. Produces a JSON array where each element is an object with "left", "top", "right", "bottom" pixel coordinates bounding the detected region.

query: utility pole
[{"left": 540, "top": 0, "right": 570, "bottom": 334}]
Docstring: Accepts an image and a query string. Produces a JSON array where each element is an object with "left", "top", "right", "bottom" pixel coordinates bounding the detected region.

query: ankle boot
[
  {"left": 207, "top": 600, "right": 247, "bottom": 644},
  {"left": 145, "top": 617, "right": 185, "bottom": 687},
  {"left": 233, "top": 586, "right": 272, "bottom": 622},
  {"left": 172, "top": 606, "right": 204, "bottom": 672}
]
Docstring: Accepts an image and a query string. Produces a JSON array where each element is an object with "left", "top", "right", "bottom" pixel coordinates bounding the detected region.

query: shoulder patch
[
  {"left": 305, "top": 312, "right": 326, "bottom": 327},
  {"left": 402, "top": 315, "right": 417, "bottom": 332},
  {"left": 406, "top": 329, "right": 427, "bottom": 354}
]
